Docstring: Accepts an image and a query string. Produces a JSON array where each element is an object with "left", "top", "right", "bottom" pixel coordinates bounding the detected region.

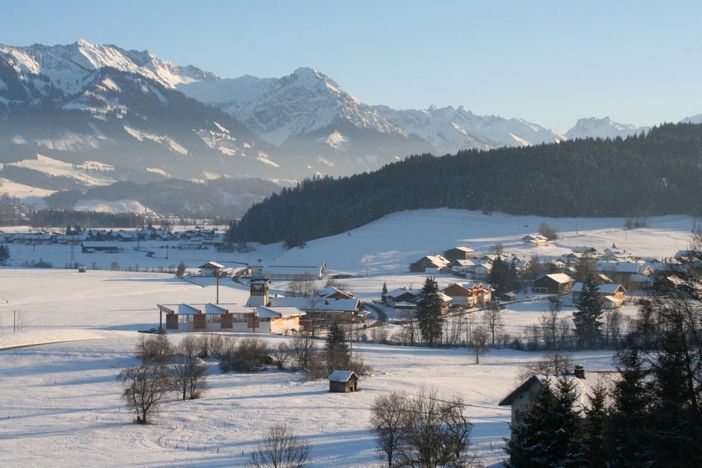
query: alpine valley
[{"left": 0, "top": 39, "right": 687, "bottom": 217}]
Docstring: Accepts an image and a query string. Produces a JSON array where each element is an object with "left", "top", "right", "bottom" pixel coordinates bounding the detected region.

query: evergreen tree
[
  {"left": 415, "top": 277, "right": 443, "bottom": 345},
  {"left": 506, "top": 377, "right": 584, "bottom": 467},
  {"left": 649, "top": 325, "right": 702, "bottom": 466},
  {"left": 582, "top": 383, "right": 609, "bottom": 467},
  {"left": 326, "top": 321, "right": 350, "bottom": 371},
  {"left": 573, "top": 276, "right": 604, "bottom": 348},
  {"left": 608, "top": 346, "right": 654, "bottom": 466},
  {"left": 0, "top": 245, "right": 9, "bottom": 266},
  {"left": 381, "top": 282, "right": 388, "bottom": 300},
  {"left": 489, "top": 257, "right": 515, "bottom": 295}
]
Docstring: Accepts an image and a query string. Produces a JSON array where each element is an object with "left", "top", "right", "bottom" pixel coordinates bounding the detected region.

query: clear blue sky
[{"left": 4, "top": 0, "right": 701, "bottom": 130}]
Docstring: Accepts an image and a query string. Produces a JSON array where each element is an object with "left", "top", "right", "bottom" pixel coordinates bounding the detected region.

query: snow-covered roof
[
  {"left": 447, "top": 246, "right": 475, "bottom": 253},
  {"left": 499, "top": 371, "right": 618, "bottom": 410},
  {"left": 205, "top": 303, "right": 229, "bottom": 315},
  {"left": 255, "top": 306, "right": 306, "bottom": 318},
  {"left": 452, "top": 259, "right": 476, "bottom": 267},
  {"left": 571, "top": 282, "right": 625, "bottom": 294},
  {"left": 269, "top": 296, "right": 359, "bottom": 313},
  {"left": 329, "top": 370, "right": 357, "bottom": 382},
  {"left": 386, "top": 287, "right": 421, "bottom": 299},
  {"left": 199, "top": 261, "right": 224, "bottom": 270},
  {"left": 178, "top": 304, "right": 201, "bottom": 315},
  {"left": 597, "top": 261, "right": 650, "bottom": 274},
  {"left": 542, "top": 273, "right": 574, "bottom": 284},
  {"left": 318, "top": 286, "right": 354, "bottom": 299}
]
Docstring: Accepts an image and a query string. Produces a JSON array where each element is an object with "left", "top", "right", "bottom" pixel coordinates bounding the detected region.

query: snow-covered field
[
  {"left": 0, "top": 269, "right": 617, "bottom": 466},
  {"left": 3, "top": 209, "right": 696, "bottom": 273},
  {"left": 0, "top": 209, "right": 694, "bottom": 466}
]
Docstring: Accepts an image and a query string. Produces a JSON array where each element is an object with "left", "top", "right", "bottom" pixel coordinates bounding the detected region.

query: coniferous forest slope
[{"left": 227, "top": 123, "right": 702, "bottom": 247}]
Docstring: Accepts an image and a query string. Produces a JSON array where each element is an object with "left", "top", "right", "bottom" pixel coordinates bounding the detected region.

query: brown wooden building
[{"left": 329, "top": 370, "right": 359, "bottom": 393}]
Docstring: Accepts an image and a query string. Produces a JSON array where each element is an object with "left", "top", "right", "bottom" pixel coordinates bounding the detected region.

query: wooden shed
[{"left": 329, "top": 370, "right": 359, "bottom": 393}]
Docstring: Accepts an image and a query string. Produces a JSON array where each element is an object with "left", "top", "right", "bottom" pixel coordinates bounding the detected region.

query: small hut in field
[{"left": 329, "top": 370, "right": 359, "bottom": 393}]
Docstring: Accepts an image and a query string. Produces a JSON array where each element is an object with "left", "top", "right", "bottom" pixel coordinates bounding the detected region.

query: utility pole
[
  {"left": 13, "top": 310, "right": 16, "bottom": 333},
  {"left": 216, "top": 271, "right": 221, "bottom": 304}
]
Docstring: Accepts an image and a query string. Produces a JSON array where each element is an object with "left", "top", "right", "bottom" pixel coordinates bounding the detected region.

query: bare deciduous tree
[
  {"left": 482, "top": 306, "right": 504, "bottom": 345},
  {"left": 396, "top": 390, "right": 472, "bottom": 467},
  {"left": 119, "top": 335, "right": 172, "bottom": 424},
  {"left": 371, "top": 391, "right": 407, "bottom": 467},
  {"left": 471, "top": 326, "right": 489, "bottom": 364},
  {"left": 287, "top": 274, "right": 318, "bottom": 297},
  {"left": 172, "top": 336, "right": 207, "bottom": 400},
  {"left": 289, "top": 331, "right": 317, "bottom": 370},
  {"left": 250, "top": 424, "right": 311, "bottom": 468}
]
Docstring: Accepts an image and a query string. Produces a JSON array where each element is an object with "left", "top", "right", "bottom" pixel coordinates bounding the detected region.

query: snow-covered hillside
[
  {"left": 272, "top": 209, "right": 694, "bottom": 274},
  {"left": 565, "top": 116, "right": 647, "bottom": 140}
]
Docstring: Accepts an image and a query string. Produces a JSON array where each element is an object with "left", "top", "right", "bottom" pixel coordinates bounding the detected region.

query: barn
[
  {"left": 443, "top": 246, "right": 475, "bottom": 262},
  {"left": 532, "top": 273, "right": 575, "bottom": 294},
  {"left": 329, "top": 370, "right": 359, "bottom": 393}
]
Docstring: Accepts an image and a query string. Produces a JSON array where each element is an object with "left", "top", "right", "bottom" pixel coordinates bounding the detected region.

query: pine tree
[
  {"left": 582, "top": 383, "right": 609, "bottom": 467},
  {"left": 650, "top": 326, "right": 702, "bottom": 466},
  {"left": 381, "top": 282, "right": 388, "bottom": 301},
  {"left": 608, "top": 346, "right": 654, "bottom": 466},
  {"left": 326, "top": 321, "right": 350, "bottom": 371},
  {"left": 506, "top": 377, "right": 585, "bottom": 467},
  {"left": 416, "top": 277, "right": 443, "bottom": 345},
  {"left": 573, "top": 276, "right": 604, "bottom": 348},
  {"left": 0, "top": 245, "right": 9, "bottom": 266}
]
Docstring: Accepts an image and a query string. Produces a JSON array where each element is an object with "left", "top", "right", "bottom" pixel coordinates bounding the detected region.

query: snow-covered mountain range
[{"left": 0, "top": 39, "right": 698, "bottom": 215}]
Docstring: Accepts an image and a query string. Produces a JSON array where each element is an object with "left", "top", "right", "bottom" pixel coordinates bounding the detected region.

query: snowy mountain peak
[
  {"left": 180, "top": 66, "right": 405, "bottom": 145},
  {"left": 566, "top": 116, "right": 647, "bottom": 140},
  {"left": 0, "top": 40, "right": 216, "bottom": 99}
]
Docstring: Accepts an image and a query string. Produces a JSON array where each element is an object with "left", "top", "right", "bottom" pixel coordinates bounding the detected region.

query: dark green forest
[{"left": 227, "top": 123, "right": 702, "bottom": 247}]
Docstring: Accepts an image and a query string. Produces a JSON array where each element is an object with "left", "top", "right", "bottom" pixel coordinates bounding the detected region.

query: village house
[
  {"left": 449, "top": 258, "right": 476, "bottom": 275},
  {"left": 329, "top": 370, "right": 359, "bottom": 393},
  {"left": 499, "top": 366, "right": 617, "bottom": 438},
  {"left": 571, "top": 282, "right": 627, "bottom": 308},
  {"left": 409, "top": 255, "right": 451, "bottom": 273},
  {"left": 317, "top": 285, "right": 355, "bottom": 300},
  {"left": 472, "top": 262, "right": 493, "bottom": 280},
  {"left": 384, "top": 287, "right": 421, "bottom": 306},
  {"left": 532, "top": 273, "right": 575, "bottom": 294},
  {"left": 443, "top": 246, "right": 475, "bottom": 262},
  {"left": 198, "top": 261, "right": 224, "bottom": 277},
  {"left": 521, "top": 234, "right": 549, "bottom": 246},
  {"left": 596, "top": 261, "right": 654, "bottom": 288},
  {"left": 443, "top": 281, "right": 493, "bottom": 308}
]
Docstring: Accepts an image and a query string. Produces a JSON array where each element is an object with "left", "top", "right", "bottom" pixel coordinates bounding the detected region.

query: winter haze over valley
[{"left": 2, "top": 2, "right": 702, "bottom": 468}]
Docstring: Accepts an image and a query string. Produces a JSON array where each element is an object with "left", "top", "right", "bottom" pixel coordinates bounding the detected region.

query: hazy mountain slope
[{"left": 566, "top": 116, "right": 648, "bottom": 140}]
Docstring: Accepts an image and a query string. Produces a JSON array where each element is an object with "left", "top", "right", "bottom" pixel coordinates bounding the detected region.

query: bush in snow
[{"left": 249, "top": 424, "right": 310, "bottom": 468}]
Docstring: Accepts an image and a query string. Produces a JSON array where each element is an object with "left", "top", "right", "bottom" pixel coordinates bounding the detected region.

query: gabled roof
[
  {"left": 572, "top": 282, "right": 626, "bottom": 294},
  {"left": 199, "top": 261, "right": 224, "bottom": 270},
  {"left": 499, "top": 372, "right": 618, "bottom": 410},
  {"left": 329, "top": 370, "right": 358, "bottom": 382},
  {"left": 538, "top": 273, "right": 574, "bottom": 284},
  {"left": 447, "top": 246, "right": 475, "bottom": 253}
]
